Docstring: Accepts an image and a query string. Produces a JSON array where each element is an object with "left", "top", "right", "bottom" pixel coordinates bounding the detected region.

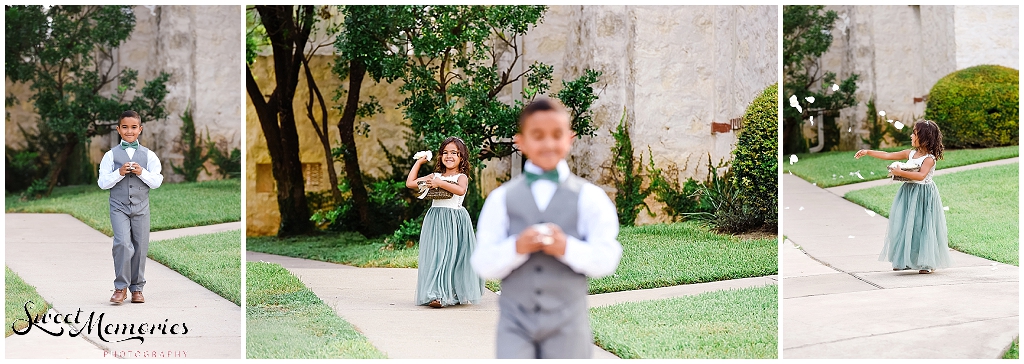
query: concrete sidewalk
[
  {"left": 782, "top": 174, "right": 1018, "bottom": 358},
  {"left": 5, "top": 213, "right": 241, "bottom": 359},
  {"left": 247, "top": 251, "right": 777, "bottom": 359},
  {"left": 825, "top": 157, "right": 1019, "bottom": 196}
]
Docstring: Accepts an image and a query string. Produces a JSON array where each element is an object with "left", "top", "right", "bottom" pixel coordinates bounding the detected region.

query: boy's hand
[
  {"left": 119, "top": 162, "right": 132, "bottom": 176},
  {"left": 539, "top": 224, "right": 567, "bottom": 257},
  {"left": 855, "top": 149, "right": 869, "bottom": 159},
  {"left": 129, "top": 162, "right": 143, "bottom": 175},
  {"left": 516, "top": 228, "right": 543, "bottom": 254}
]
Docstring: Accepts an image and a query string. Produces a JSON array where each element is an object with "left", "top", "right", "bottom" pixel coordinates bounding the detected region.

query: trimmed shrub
[
  {"left": 732, "top": 83, "right": 779, "bottom": 225},
  {"left": 925, "top": 65, "right": 1019, "bottom": 148}
]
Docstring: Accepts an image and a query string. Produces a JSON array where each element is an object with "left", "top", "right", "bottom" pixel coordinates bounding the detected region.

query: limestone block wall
[
  {"left": 245, "top": 5, "right": 779, "bottom": 234},
  {"left": 5, "top": 5, "right": 242, "bottom": 182}
]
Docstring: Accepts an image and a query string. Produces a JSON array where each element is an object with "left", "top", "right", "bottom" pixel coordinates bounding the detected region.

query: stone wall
[
  {"left": 245, "top": 5, "right": 778, "bottom": 235},
  {"left": 5, "top": 5, "right": 242, "bottom": 182},
  {"left": 813, "top": 5, "right": 1018, "bottom": 150}
]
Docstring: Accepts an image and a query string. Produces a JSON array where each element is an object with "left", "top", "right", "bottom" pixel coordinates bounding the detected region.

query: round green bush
[
  {"left": 732, "top": 83, "right": 778, "bottom": 225},
  {"left": 925, "top": 65, "right": 1019, "bottom": 148}
]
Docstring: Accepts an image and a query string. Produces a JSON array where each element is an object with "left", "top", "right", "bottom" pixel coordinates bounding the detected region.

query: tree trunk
[
  {"left": 247, "top": 5, "right": 315, "bottom": 237},
  {"left": 45, "top": 134, "right": 79, "bottom": 195},
  {"left": 337, "top": 59, "right": 372, "bottom": 237},
  {"left": 302, "top": 57, "right": 343, "bottom": 203}
]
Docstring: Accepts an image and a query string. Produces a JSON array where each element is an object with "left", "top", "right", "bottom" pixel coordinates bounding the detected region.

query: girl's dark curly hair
[
  {"left": 433, "top": 136, "right": 471, "bottom": 177},
  {"left": 914, "top": 120, "right": 944, "bottom": 160}
]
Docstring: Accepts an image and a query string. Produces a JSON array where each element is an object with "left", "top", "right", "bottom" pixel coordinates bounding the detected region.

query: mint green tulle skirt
[
  {"left": 415, "top": 206, "right": 484, "bottom": 306},
  {"left": 878, "top": 182, "right": 953, "bottom": 270}
]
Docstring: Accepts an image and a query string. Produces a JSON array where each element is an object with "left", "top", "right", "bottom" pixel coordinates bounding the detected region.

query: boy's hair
[
  {"left": 119, "top": 110, "right": 142, "bottom": 125},
  {"left": 433, "top": 136, "right": 472, "bottom": 177},
  {"left": 518, "top": 97, "right": 569, "bottom": 132},
  {"left": 914, "top": 120, "right": 944, "bottom": 160}
]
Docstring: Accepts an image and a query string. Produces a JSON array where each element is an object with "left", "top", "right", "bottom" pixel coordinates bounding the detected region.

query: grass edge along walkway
[
  {"left": 5, "top": 266, "right": 51, "bottom": 337},
  {"left": 247, "top": 221, "right": 778, "bottom": 295},
  {"left": 148, "top": 229, "right": 243, "bottom": 305},
  {"left": 844, "top": 163, "right": 1018, "bottom": 266},
  {"left": 784, "top": 145, "right": 1018, "bottom": 188},
  {"left": 590, "top": 285, "right": 778, "bottom": 359},
  {"left": 246, "top": 261, "right": 385, "bottom": 359}
]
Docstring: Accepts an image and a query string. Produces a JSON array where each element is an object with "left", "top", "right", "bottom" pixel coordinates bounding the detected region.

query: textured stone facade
[
  {"left": 5, "top": 5, "right": 242, "bottom": 182},
  {"left": 246, "top": 5, "right": 778, "bottom": 235},
  {"left": 812, "top": 5, "right": 1018, "bottom": 150}
]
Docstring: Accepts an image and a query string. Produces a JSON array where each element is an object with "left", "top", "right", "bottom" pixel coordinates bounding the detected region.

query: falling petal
[
  {"left": 805, "top": 96, "right": 815, "bottom": 104},
  {"left": 865, "top": 209, "right": 876, "bottom": 217},
  {"left": 879, "top": 110, "right": 886, "bottom": 117},
  {"left": 810, "top": 116, "right": 815, "bottom": 126},
  {"left": 789, "top": 95, "right": 798, "bottom": 107},
  {"left": 894, "top": 121, "right": 905, "bottom": 130},
  {"left": 790, "top": 154, "right": 798, "bottom": 165},
  {"left": 813, "top": 182, "right": 817, "bottom": 186},
  {"left": 799, "top": 206, "right": 804, "bottom": 211},
  {"left": 991, "top": 262, "right": 998, "bottom": 266},
  {"left": 887, "top": 119, "right": 894, "bottom": 123},
  {"left": 796, "top": 104, "right": 803, "bottom": 113},
  {"left": 832, "top": 84, "right": 840, "bottom": 91},
  {"left": 848, "top": 126, "right": 852, "bottom": 132},
  {"left": 870, "top": 171, "right": 875, "bottom": 175},
  {"left": 789, "top": 171, "right": 793, "bottom": 175},
  {"left": 943, "top": 206, "right": 949, "bottom": 211},
  {"left": 848, "top": 235, "right": 855, "bottom": 238},
  {"left": 785, "top": 206, "right": 790, "bottom": 210}
]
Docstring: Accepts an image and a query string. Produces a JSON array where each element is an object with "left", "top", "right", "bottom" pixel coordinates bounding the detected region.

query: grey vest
[
  {"left": 110, "top": 146, "right": 151, "bottom": 207},
  {"left": 501, "top": 173, "right": 588, "bottom": 313}
]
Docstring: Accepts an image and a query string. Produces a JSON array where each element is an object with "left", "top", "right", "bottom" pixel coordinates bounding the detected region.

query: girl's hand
[
  {"left": 422, "top": 174, "right": 438, "bottom": 188},
  {"left": 414, "top": 157, "right": 427, "bottom": 164},
  {"left": 855, "top": 150, "right": 869, "bottom": 159}
]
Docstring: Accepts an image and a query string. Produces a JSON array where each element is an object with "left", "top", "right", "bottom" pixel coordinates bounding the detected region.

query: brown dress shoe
[
  {"left": 131, "top": 291, "right": 145, "bottom": 303},
  {"left": 110, "top": 288, "right": 128, "bottom": 304},
  {"left": 428, "top": 299, "right": 443, "bottom": 308}
]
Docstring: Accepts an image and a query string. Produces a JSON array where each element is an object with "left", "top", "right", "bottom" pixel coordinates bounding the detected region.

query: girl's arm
[
  {"left": 891, "top": 156, "right": 935, "bottom": 181},
  {"left": 405, "top": 158, "right": 427, "bottom": 189},
  {"left": 855, "top": 149, "right": 911, "bottom": 161},
  {"left": 431, "top": 174, "right": 469, "bottom": 196}
]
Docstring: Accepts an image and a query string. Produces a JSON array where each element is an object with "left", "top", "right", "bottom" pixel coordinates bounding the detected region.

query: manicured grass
[
  {"left": 5, "top": 267, "right": 50, "bottom": 337},
  {"left": 246, "top": 262, "right": 385, "bottom": 359},
  {"left": 1005, "top": 338, "right": 1019, "bottom": 359},
  {"left": 148, "top": 230, "right": 242, "bottom": 305},
  {"left": 5, "top": 179, "right": 241, "bottom": 236},
  {"left": 588, "top": 222, "right": 777, "bottom": 294},
  {"left": 591, "top": 285, "right": 777, "bottom": 359},
  {"left": 250, "top": 222, "right": 777, "bottom": 295},
  {"left": 845, "top": 163, "right": 1018, "bottom": 266},
  {"left": 784, "top": 145, "right": 1018, "bottom": 188},
  {"left": 246, "top": 232, "right": 418, "bottom": 268}
]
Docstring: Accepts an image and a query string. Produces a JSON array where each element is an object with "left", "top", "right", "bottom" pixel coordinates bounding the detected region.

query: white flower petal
[
  {"left": 805, "top": 96, "right": 815, "bottom": 104},
  {"left": 799, "top": 206, "right": 804, "bottom": 211},
  {"left": 789, "top": 95, "right": 798, "bottom": 107},
  {"left": 887, "top": 119, "right": 894, "bottom": 123},
  {"left": 790, "top": 154, "right": 798, "bottom": 165},
  {"left": 855, "top": 172, "right": 864, "bottom": 179},
  {"left": 848, "top": 235, "right": 855, "bottom": 238},
  {"left": 879, "top": 110, "right": 886, "bottom": 117},
  {"left": 894, "top": 121, "right": 905, "bottom": 130},
  {"left": 943, "top": 206, "right": 949, "bottom": 211},
  {"left": 870, "top": 171, "right": 875, "bottom": 175},
  {"left": 848, "top": 126, "right": 852, "bottom": 132},
  {"left": 785, "top": 206, "right": 790, "bottom": 209},
  {"left": 832, "top": 83, "right": 840, "bottom": 91},
  {"left": 813, "top": 182, "right": 817, "bottom": 186},
  {"left": 810, "top": 116, "right": 814, "bottom": 126},
  {"left": 865, "top": 209, "right": 876, "bottom": 217},
  {"left": 796, "top": 105, "right": 803, "bottom": 113}
]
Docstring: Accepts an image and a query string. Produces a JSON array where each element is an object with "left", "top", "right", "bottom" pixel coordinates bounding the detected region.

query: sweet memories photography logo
[{"left": 11, "top": 300, "right": 190, "bottom": 344}]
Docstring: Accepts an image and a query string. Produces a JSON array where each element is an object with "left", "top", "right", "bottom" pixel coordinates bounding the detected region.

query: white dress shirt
[
  {"left": 97, "top": 140, "right": 164, "bottom": 190},
  {"left": 471, "top": 160, "right": 622, "bottom": 280}
]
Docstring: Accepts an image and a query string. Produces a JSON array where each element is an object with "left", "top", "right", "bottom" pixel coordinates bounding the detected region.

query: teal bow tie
[
  {"left": 120, "top": 140, "right": 139, "bottom": 150},
  {"left": 524, "top": 169, "right": 559, "bottom": 184}
]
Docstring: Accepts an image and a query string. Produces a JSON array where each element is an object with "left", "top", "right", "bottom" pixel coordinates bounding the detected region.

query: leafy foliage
[
  {"left": 607, "top": 108, "right": 652, "bottom": 226},
  {"left": 169, "top": 103, "right": 210, "bottom": 182},
  {"left": 782, "top": 5, "right": 858, "bottom": 154},
  {"left": 691, "top": 164, "right": 762, "bottom": 234},
  {"left": 646, "top": 150, "right": 712, "bottom": 221},
  {"left": 5, "top": 5, "right": 171, "bottom": 194},
  {"left": 732, "top": 83, "right": 778, "bottom": 225},
  {"left": 925, "top": 65, "right": 1019, "bottom": 148},
  {"left": 209, "top": 146, "right": 241, "bottom": 179}
]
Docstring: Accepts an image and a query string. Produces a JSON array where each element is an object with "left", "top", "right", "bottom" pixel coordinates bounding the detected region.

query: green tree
[
  {"left": 782, "top": 5, "right": 858, "bottom": 154},
  {"left": 5, "top": 5, "right": 171, "bottom": 195},
  {"left": 245, "top": 5, "right": 317, "bottom": 236},
  {"left": 169, "top": 102, "right": 209, "bottom": 182}
]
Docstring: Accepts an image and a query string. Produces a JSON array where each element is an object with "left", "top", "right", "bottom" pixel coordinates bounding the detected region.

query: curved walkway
[
  {"left": 246, "top": 251, "right": 777, "bottom": 359},
  {"left": 782, "top": 173, "right": 1018, "bottom": 358},
  {"left": 5, "top": 214, "right": 241, "bottom": 359}
]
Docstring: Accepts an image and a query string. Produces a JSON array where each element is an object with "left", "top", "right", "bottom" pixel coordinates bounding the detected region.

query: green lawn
[
  {"left": 845, "top": 163, "right": 1018, "bottom": 266},
  {"left": 591, "top": 285, "right": 777, "bottom": 359},
  {"left": 249, "top": 221, "right": 778, "bottom": 295},
  {"left": 1005, "top": 338, "right": 1019, "bottom": 359},
  {"left": 246, "top": 262, "right": 385, "bottom": 359},
  {"left": 5, "top": 179, "right": 241, "bottom": 236},
  {"left": 148, "top": 230, "right": 242, "bottom": 305},
  {"left": 784, "top": 145, "right": 1018, "bottom": 188},
  {"left": 5, "top": 267, "right": 50, "bottom": 337}
]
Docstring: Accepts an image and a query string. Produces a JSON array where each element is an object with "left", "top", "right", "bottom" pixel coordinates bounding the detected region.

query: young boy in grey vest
[
  {"left": 98, "top": 110, "right": 163, "bottom": 304},
  {"left": 471, "top": 98, "right": 622, "bottom": 359}
]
